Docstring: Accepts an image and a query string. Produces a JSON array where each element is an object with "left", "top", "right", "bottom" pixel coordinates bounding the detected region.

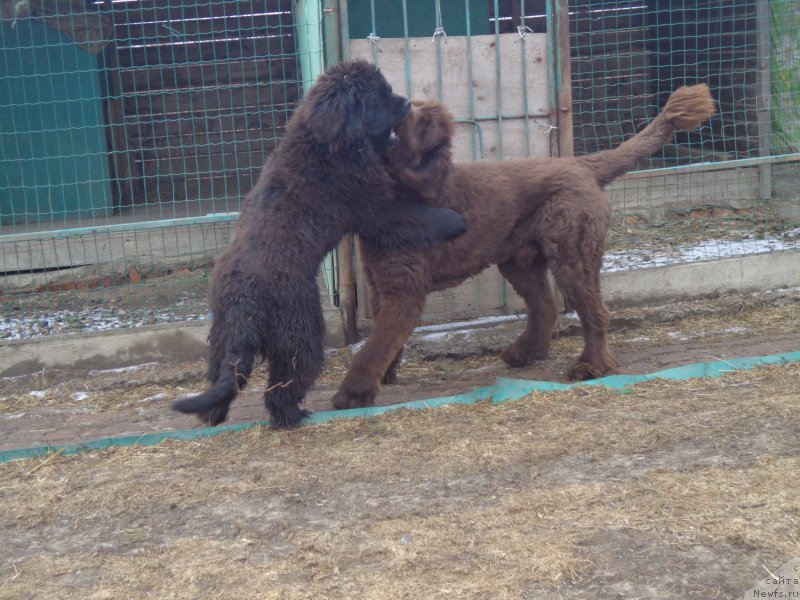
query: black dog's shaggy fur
[{"left": 172, "top": 61, "right": 465, "bottom": 429}]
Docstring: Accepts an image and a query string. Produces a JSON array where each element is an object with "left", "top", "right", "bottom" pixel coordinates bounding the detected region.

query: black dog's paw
[
  {"left": 198, "top": 404, "right": 230, "bottom": 427},
  {"left": 431, "top": 208, "right": 466, "bottom": 241},
  {"left": 172, "top": 398, "right": 230, "bottom": 427},
  {"left": 267, "top": 401, "right": 312, "bottom": 429}
]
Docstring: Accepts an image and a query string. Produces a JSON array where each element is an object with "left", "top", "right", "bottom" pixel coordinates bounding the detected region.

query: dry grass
[{"left": 1, "top": 362, "right": 798, "bottom": 598}]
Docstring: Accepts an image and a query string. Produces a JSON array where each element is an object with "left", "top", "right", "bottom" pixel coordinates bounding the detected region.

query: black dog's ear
[{"left": 306, "top": 83, "right": 365, "bottom": 152}]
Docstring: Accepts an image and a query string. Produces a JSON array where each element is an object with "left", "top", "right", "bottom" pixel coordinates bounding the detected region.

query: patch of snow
[
  {"left": 418, "top": 329, "right": 476, "bottom": 343},
  {"left": 138, "top": 392, "right": 168, "bottom": 403},
  {"left": 88, "top": 362, "right": 158, "bottom": 375},
  {"left": 28, "top": 390, "right": 47, "bottom": 398},
  {"left": 666, "top": 331, "right": 689, "bottom": 341},
  {"left": 349, "top": 340, "right": 367, "bottom": 354},
  {"left": 0, "top": 300, "right": 208, "bottom": 341},
  {"left": 723, "top": 326, "right": 748, "bottom": 334},
  {"left": 603, "top": 230, "right": 800, "bottom": 272},
  {"left": 72, "top": 392, "right": 89, "bottom": 402}
]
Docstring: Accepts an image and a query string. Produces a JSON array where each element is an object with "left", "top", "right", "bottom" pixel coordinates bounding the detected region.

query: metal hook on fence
[
  {"left": 367, "top": 32, "right": 382, "bottom": 52},
  {"left": 462, "top": 120, "right": 486, "bottom": 158}
]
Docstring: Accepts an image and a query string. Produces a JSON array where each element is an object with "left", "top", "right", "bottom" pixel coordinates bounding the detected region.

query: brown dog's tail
[{"left": 580, "top": 84, "right": 715, "bottom": 187}]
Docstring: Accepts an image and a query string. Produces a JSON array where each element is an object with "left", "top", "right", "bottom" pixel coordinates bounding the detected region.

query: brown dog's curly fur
[
  {"left": 171, "top": 60, "right": 466, "bottom": 429},
  {"left": 332, "top": 84, "right": 715, "bottom": 409}
]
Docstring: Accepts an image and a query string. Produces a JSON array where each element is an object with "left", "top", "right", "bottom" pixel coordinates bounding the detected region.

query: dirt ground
[{"left": 1, "top": 289, "right": 799, "bottom": 598}]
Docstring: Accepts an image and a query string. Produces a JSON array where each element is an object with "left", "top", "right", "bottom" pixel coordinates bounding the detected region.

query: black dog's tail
[
  {"left": 172, "top": 347, "right": 254, "bottom": 426},
  {"left": 580, "top": 84, "right": 715, "bottom": 187}
]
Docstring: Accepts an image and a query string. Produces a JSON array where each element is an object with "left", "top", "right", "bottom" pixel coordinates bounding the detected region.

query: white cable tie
[
  {"left": 367, "top": 32, "right": 382, "bottom": 51},
  {"left": 517, "top": 25, "right": 533, "bottom": 39},
  {"left": 432, "top": 26, "right": 447, "bottom": 42}
]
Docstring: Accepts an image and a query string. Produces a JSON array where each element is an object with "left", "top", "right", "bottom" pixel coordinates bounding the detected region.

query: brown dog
[{"left": 332, "top": 84, "right": 715, "bottom": 409}]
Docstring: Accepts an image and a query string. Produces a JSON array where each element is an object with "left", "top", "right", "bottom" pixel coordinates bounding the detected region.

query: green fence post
[
  {"left": 296, "top": 0, "right": 325, "bottom": 90},
  {"left": 297, "top": 0, "right": 340, "bottom": 311}
]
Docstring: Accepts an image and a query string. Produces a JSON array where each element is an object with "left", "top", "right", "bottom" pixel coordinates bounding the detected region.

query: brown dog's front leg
[{"left": 332, "top": 295, "right": 424, "bottom": 410}]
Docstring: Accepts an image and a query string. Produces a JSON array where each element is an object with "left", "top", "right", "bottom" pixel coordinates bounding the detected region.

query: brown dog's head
[{"left": 388, "top": 99, "right": 455, "bottom": 200}]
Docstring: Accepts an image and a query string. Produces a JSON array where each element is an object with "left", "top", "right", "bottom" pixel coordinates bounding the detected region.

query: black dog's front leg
[{"left": 357, "top": 200, "right": 466, "bottom": 250}]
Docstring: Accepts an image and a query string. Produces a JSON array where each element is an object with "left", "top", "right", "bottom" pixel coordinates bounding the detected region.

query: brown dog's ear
[{"left": 389, "top": 101, "right": 454, "bottom": 200}]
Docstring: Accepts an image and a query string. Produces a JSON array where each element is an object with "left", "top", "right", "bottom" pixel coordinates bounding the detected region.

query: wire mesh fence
[
  {"left": 1, "top": 0, "right": 318, "bottom": 340},
  {"left": 1, "top": 0, "right": 798, "bottom": 343},
  {"left": 569, "top": 0, "right": 800, "bottom": 272}
]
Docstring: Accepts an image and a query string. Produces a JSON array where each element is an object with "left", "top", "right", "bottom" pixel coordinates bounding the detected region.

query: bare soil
[{"left": 0, "top": 289, "right": 799, "bottom": 598}]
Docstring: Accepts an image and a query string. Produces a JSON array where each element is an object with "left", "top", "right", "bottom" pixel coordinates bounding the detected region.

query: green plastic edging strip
[{"left": 1, "top": 351, "right": 798, "bottom": 464}]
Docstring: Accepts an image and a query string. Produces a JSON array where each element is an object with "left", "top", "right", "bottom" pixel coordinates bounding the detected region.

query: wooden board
[
  {"left": 350, "top": 33, "right": 550, "bottom": 148},
  {"left": 350, "top": 33, "right": 550, "bottom": 318}
]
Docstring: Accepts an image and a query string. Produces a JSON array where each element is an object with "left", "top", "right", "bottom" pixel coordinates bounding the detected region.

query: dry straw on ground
[{"left": 1, "top": 360, "right": 798, "bottom": 598}]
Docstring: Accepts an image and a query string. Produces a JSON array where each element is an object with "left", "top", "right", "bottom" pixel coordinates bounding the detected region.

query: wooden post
[
  {"left": 555, "top": 0, "right": 574, "bottom": 159},
  {"left": 337, "top": 236, "right": 360, "bottom": 344},
  {"left": 756, "top": 0, "right": 772, "bottom": 202}
]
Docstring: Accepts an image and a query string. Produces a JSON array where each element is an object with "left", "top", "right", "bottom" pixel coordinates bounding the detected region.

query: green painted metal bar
[
  {"left": 297, "top": 0, "right": 336, "bottom": 305},
  {"left": 402, "top": 0, "right": 412, "bottom": 96},
  {"left": 322, "top": 0, "right": 342, "bottom": 65},
  {"left": 434, "top": 0, "right": 445, "bottom": 101},
  {"left": 368, "top": 0, "right": 379, "bottom": 63},
  {"left": 519, "top": 0, "right": 532, "bottom": 157},
  {"left": 617, "top": 153, "right": 800, "bottom": 177},
  {"left": 296, "top": 0, "right": 325, "bottom": 91},
  {"left": 492, "top": 0, "right": 504, "bottom": 161},
  {"left": 464, "top": 0, "right": 478, "bottom": 160},
  {"left": 339, "top": 0, "right": 351, "bottom": 59},
  {"left": 492, "top": 1, "right": 507, "bottom": 307},
  {"left": 0, "top": 214, "right": 240, "bottom": 244}
]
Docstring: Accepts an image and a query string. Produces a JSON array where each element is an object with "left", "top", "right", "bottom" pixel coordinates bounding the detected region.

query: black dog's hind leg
[
  {"left": 264, "top": 345, "right": 323, "bottom": 428},
  {"left": 358, "top": 200, "right": 466, "bottom": 249},
  {"left": 263, "top": 301, "right": 325, "bottom": 429}
]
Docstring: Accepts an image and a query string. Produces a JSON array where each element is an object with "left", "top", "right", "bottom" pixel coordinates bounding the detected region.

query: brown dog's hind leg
[
  {"left": 497, "top": 253, "right": 558, "bottom": 367},
  {"left": 332, "top": 295, "right": 424, "bottom": 409},
  {"left": 537, "top": 194, "right": 619, "bottom": 380},
  {"left": 548, "top": 254, "right": 619, "bottom": 381},
  {"left": 553, "top": 267, "right": 619, "bottom": 381}
]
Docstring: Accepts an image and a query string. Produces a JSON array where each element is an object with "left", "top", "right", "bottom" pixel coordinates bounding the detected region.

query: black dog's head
[{"left": 300, "top": 60, "right": 410, "bottom": 154}]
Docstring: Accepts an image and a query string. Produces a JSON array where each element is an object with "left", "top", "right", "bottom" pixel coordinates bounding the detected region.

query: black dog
[{"left": 172, "top": 60, "right": 465, "bottom": 428}]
